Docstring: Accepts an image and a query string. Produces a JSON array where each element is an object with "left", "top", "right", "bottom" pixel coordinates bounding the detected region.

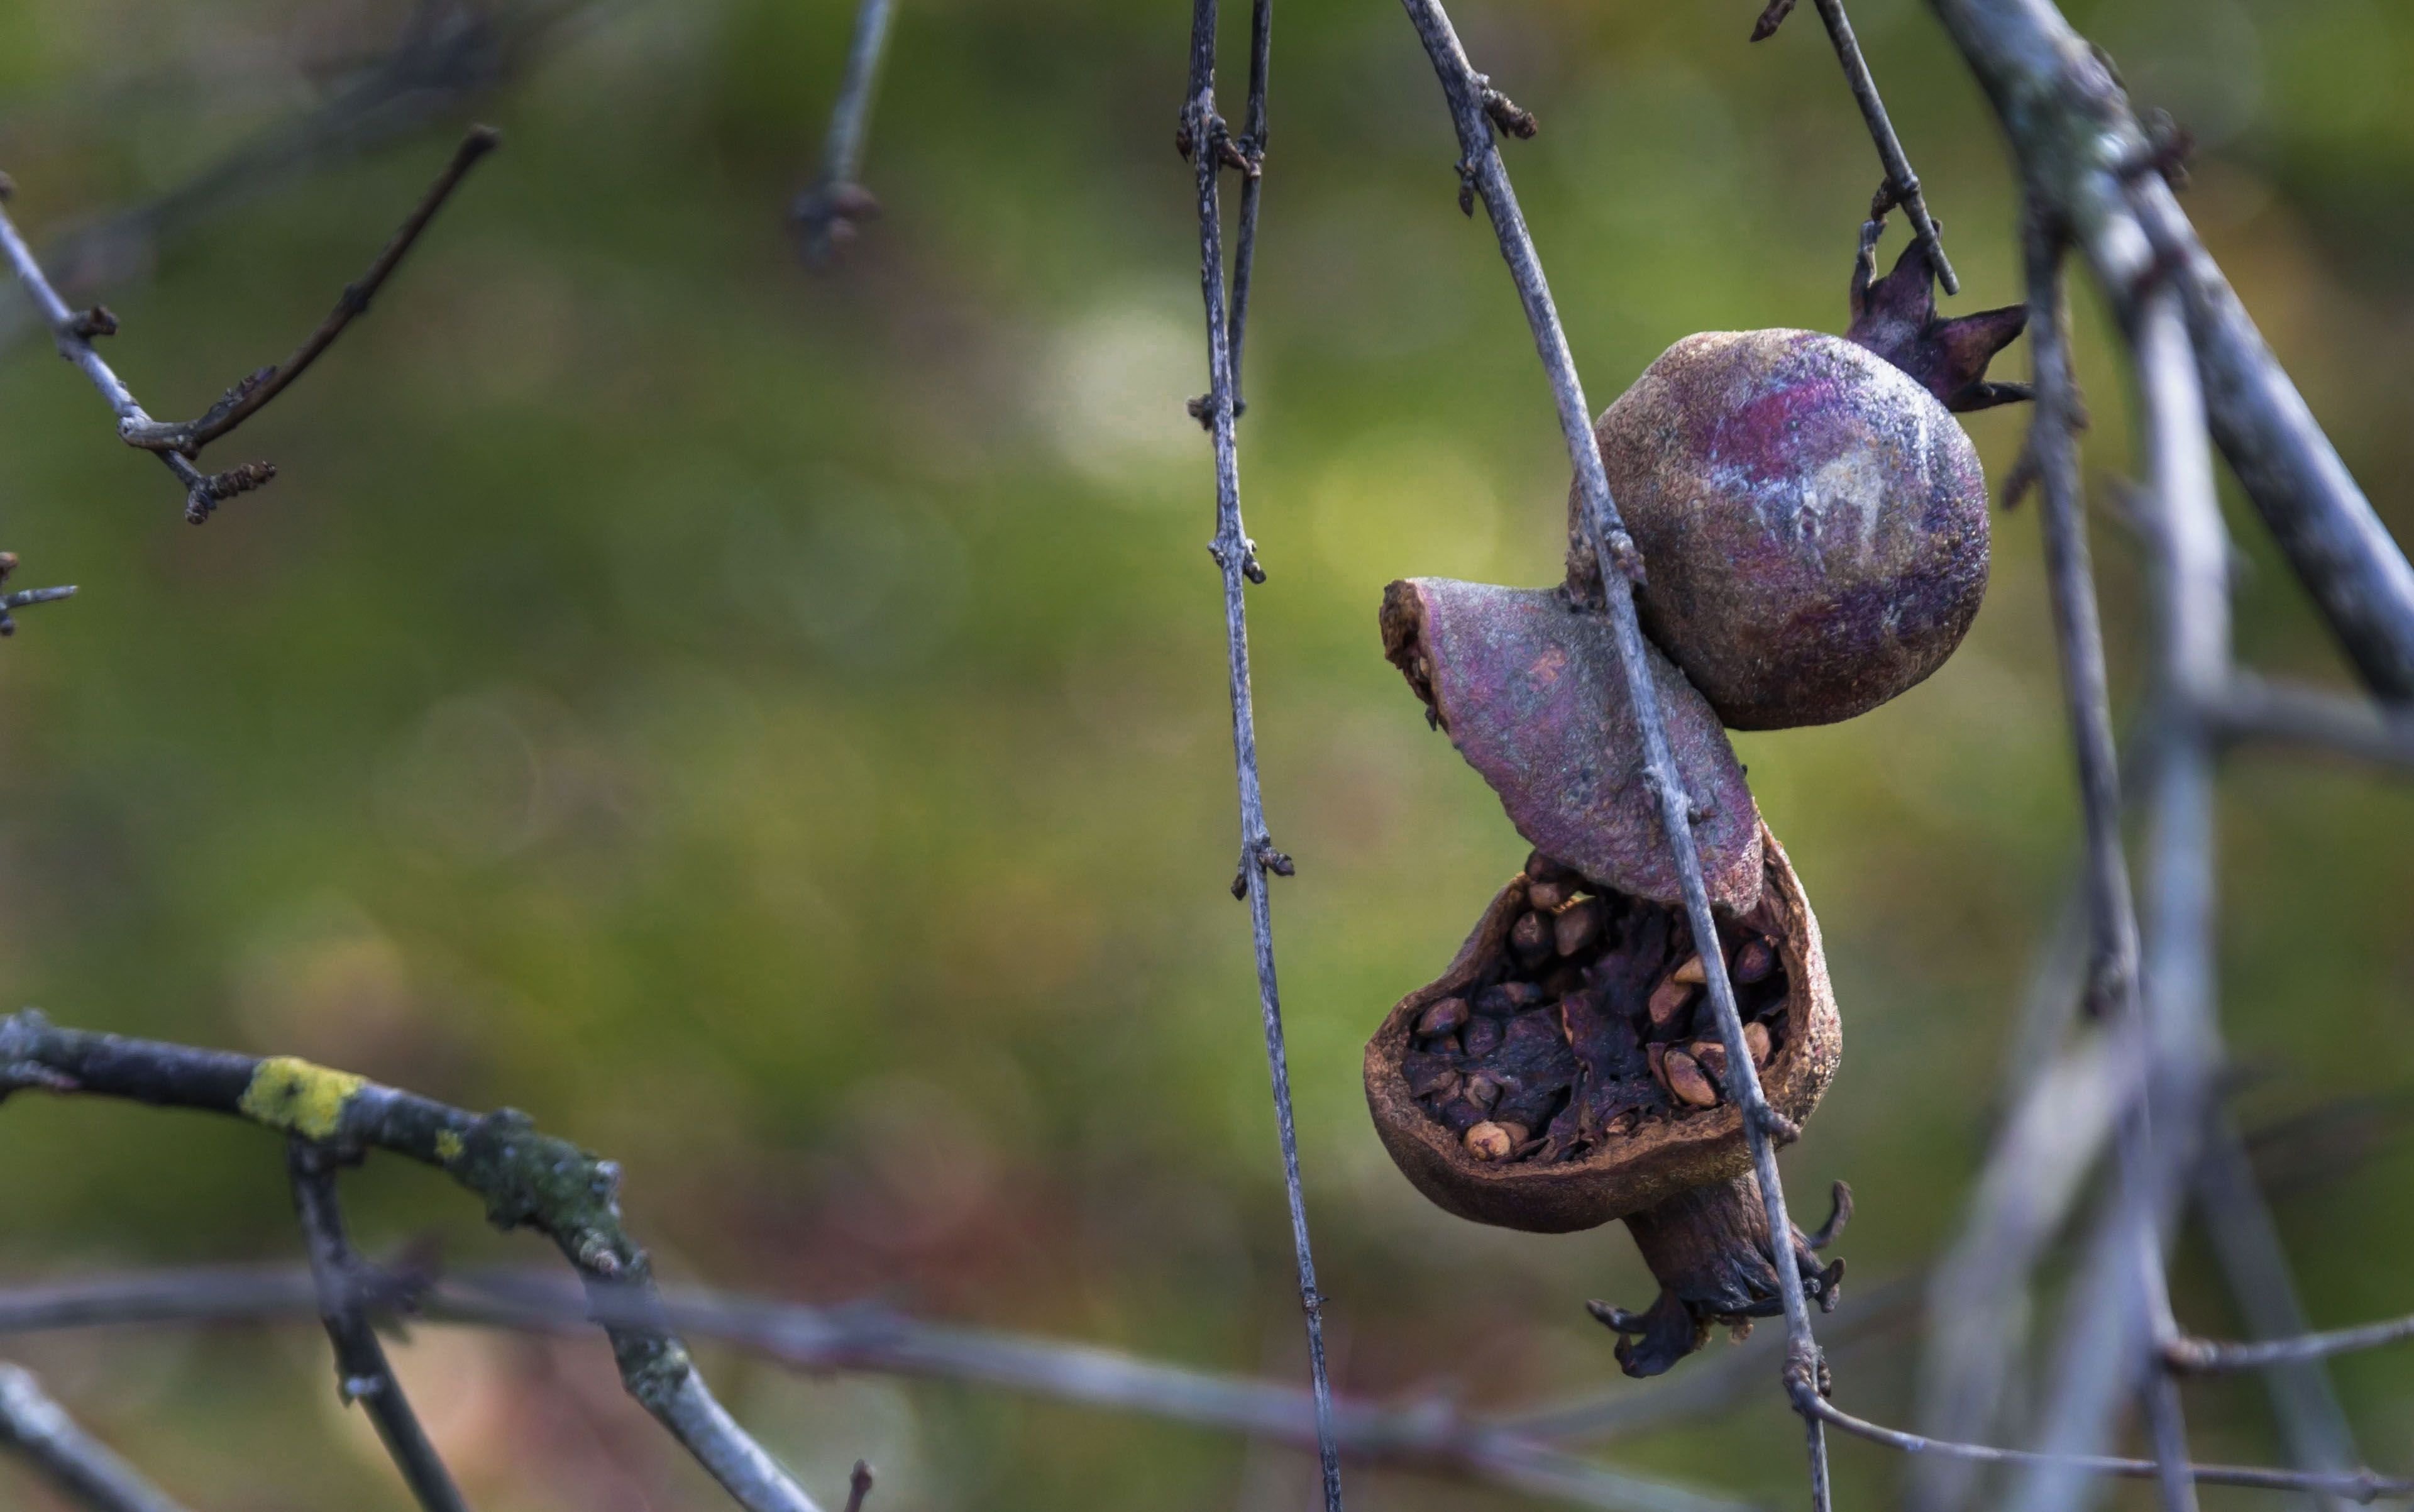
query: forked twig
[
  {"left": 1178, "top": 3, "right": 1343, "bottom": 1507},
  {"left": 288, "top": 1139, "right": 472, "bottom": 1512},
  {"left": 0, "top": 1363, "right": 194, "bottom": 1512},
  {"left": 0, "top": 1012, "right": 837, "bottom": 1512},
  {"left": 0, "top": 1264, "right": 1756, "bottom": 1512},
  {"left": 0, "top": 127, "right": 497, "bottom": 523},
  {"left": 118, "top": 128, "right": 499, "bottom": 458},
  {"left": 1391, "top": 3, "right": 1831, "bottom": 1504}
]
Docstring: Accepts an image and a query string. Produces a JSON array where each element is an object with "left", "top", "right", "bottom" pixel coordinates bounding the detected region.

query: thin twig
[
  {"left": 1806, "top": 1394, "right": 2413, "bottom": 1503},
  {"left": 118, "top": 127, "right": 500, "bottom": 456},
  {"left": 1179, "top": 5, "right": 1343, "bottom": 1509},
  {"left": 0, "top": 1363, "right": 195, "bottom": 1512},
  {"left": 0, "top": 128, "right": 497, "bottom": 523},
  {"left": 1225, "top": 0, "right": 1272, "bottom": 415},
  {"left": 287, "top": 1139, "right": 473, "bottom": 1512},
  {"left": 0, "top": 1265, "right": 1755, "bottom": 1512},
  {"left": 2171, "top": 1313, "right": 2414, "bottom": 1375},
  {"left": 1801, "top": 0, "right": 1958, "bottom": 294},
  {"left": 792, "top": 0, "right": 896, "bottom": 267},
  {"left": 2023, "top": 221, "right": 2139, "bottom": 1027},
  {"left": 0, "top": 551, "right": 76, "bottom": 636},
  {"left": 0, "top": 1012, "right": 832, "bottom": 1512},
  {"left": 1391, "top": 4, "right": 1832, "bottom": 1505}
]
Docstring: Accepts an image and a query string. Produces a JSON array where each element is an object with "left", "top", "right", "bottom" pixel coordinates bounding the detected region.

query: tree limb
[{"left": 0, "top": 1010, "right": 832, "bottom": 1512}]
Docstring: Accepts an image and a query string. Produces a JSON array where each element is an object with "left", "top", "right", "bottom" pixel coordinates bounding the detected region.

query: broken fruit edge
[{"left": 1362, "top": 820, "right": 1839, "bottom": 1235}]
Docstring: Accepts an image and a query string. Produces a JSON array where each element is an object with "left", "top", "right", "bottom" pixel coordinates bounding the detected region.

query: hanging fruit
[
  {"left": 1564, "top": 233, "right": 2027, "bottom": 730},
  {"left": 1364, "top": 827, "right": 1844, "bottom": 1376}
]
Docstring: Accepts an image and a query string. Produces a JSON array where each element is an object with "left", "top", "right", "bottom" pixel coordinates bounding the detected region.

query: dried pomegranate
[
  {"left": 1364, "top": 830, "right": 1844, "bottom": 1376},
  {"left": 1565, "top": 234, "right": 2027, "bottom": 729},
  {"left": 1380, "top": 577, "right": 1762, "bottom": 914}
]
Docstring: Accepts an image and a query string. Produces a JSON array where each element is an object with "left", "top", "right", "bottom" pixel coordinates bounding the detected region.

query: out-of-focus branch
[
  {"left": 0, "top": 1364, "right": 194, "bottom": 1512},
  {"left": 0, "top": 1266, "right": 1755, "bottom": 1512},
  {"left": 2214, "top": 675, "right": 2414, "bottom": 773},
  {"left": 1392, "top": 4, "right": 1832, "bottom": 1506},
  {"left": 0, "top": 0, "right": 592, "bottom": 358},
  {"left": 2170, "top": 1313, "right": 2414, "bottom": 1376},
  {"left": 1806, "top": 1394, "right": 2411, "bottom": 1503},
  {"left": 792, "top": 0, "right": 895, "bottom": 267},
  {"left": 2193, "top": 1111, "right": 2366, "bottom": 1512},
  {"left": 0, "top": 128, "right": 495, "bottom": 524},
  {"left": 1928, "top": 0, "right": 2414, "bottom": 702},
  {"left": 2006, "top": 272, "right": 2229, "bottom": 1512},
  {"left": 0, "top": 1012, "right": 834, "bottom": 1512},
  {"left": 288, "top": 1140, "right": 473, "bottom": 1512},
  {"left": 1178, "top": 5, "right": 1343, "bottom": 1511}
]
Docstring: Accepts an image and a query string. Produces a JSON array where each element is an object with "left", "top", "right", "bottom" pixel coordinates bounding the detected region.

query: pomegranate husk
[
  {"left": 1381, "top": 577, "right": 1763, "bottom": 914},
  {"left": 1362, "top": 819, "right": 1838, "bottom": 1234}
]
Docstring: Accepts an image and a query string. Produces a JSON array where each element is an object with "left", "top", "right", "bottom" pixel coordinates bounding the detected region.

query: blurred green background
[{"left": 1, "top": 1, "right": 2410, "bottom": 1508}]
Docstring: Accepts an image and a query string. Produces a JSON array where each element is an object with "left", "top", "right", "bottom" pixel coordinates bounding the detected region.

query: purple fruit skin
[
  {"left": 1567, "top": 329, "right": 1991, "bottom": 731},
  {"left": 1381, "top": 578, "right": 1764, "bottom": 915}
]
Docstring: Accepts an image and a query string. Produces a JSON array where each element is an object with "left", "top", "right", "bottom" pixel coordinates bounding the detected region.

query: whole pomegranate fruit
[{"left": 1565, "top": 231, "right": 2029, "bottom": 730}]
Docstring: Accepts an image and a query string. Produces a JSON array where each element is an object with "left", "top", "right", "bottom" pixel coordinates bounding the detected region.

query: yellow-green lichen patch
[
  {"left": 237, "top": 1056, "right": 367, "bottom": 1140},
  {"left": 435, "top": 1129, "right": 466, "bottom": 1163}
]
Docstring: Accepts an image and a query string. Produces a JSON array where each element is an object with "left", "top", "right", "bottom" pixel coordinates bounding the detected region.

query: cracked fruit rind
[
  {"left": 1381, "top": 577, "right": 1763, "bottom": 915},
  {"left": 1363, "top": 820, "right": 1838, "bottom": 1234}
]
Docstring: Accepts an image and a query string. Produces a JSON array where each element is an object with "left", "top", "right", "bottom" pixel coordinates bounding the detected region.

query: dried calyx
[{"left": 1364, "top": 830, "right": 1844, "bottom": 1376}]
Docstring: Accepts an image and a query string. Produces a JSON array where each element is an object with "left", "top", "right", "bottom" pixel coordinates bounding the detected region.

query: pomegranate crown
[{"left": 1844, "top": 222, "right": 2031, "bottom": 414}]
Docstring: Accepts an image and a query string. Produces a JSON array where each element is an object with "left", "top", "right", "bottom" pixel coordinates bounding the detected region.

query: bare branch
[
  {"left": 0, "top": 128, "right": 497, "bottom": 523},
  {"left": 0, "top": 551, "right": 76, "bottom": 637},
  {"left": 1179, "top": 4, "right": 1344, "bottom": 1509},
  {"left": 0, "top": 1363, "right": 195, "bottom": 1512},
  {"left": 793, "top": 0, "right": 896, "bottom": 267},
  {"left": 1929, "top": 0, "right": 2414, "bottom": 702},
  {"left": 2006, "top": 268, "right": 2229, "bottom": 1512},
  {"left": 288, "top": 1139, "right": 473, "bottom": 1512},
  {"left": 1806, "top": 1394, "right": 2413, "bottom": 1503},
  {"left": 1391, "top": 4, "right": 1833, "bottom": 1504},
  {"left": 0, "top": 1266, "right": 1756, "bottom": 1512},
  {"left": 118, "top": 127, "right": 500, "bottom": 456},
  {"left": 0, "top": 1011, "right": 831, "bottom": 1512}
]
